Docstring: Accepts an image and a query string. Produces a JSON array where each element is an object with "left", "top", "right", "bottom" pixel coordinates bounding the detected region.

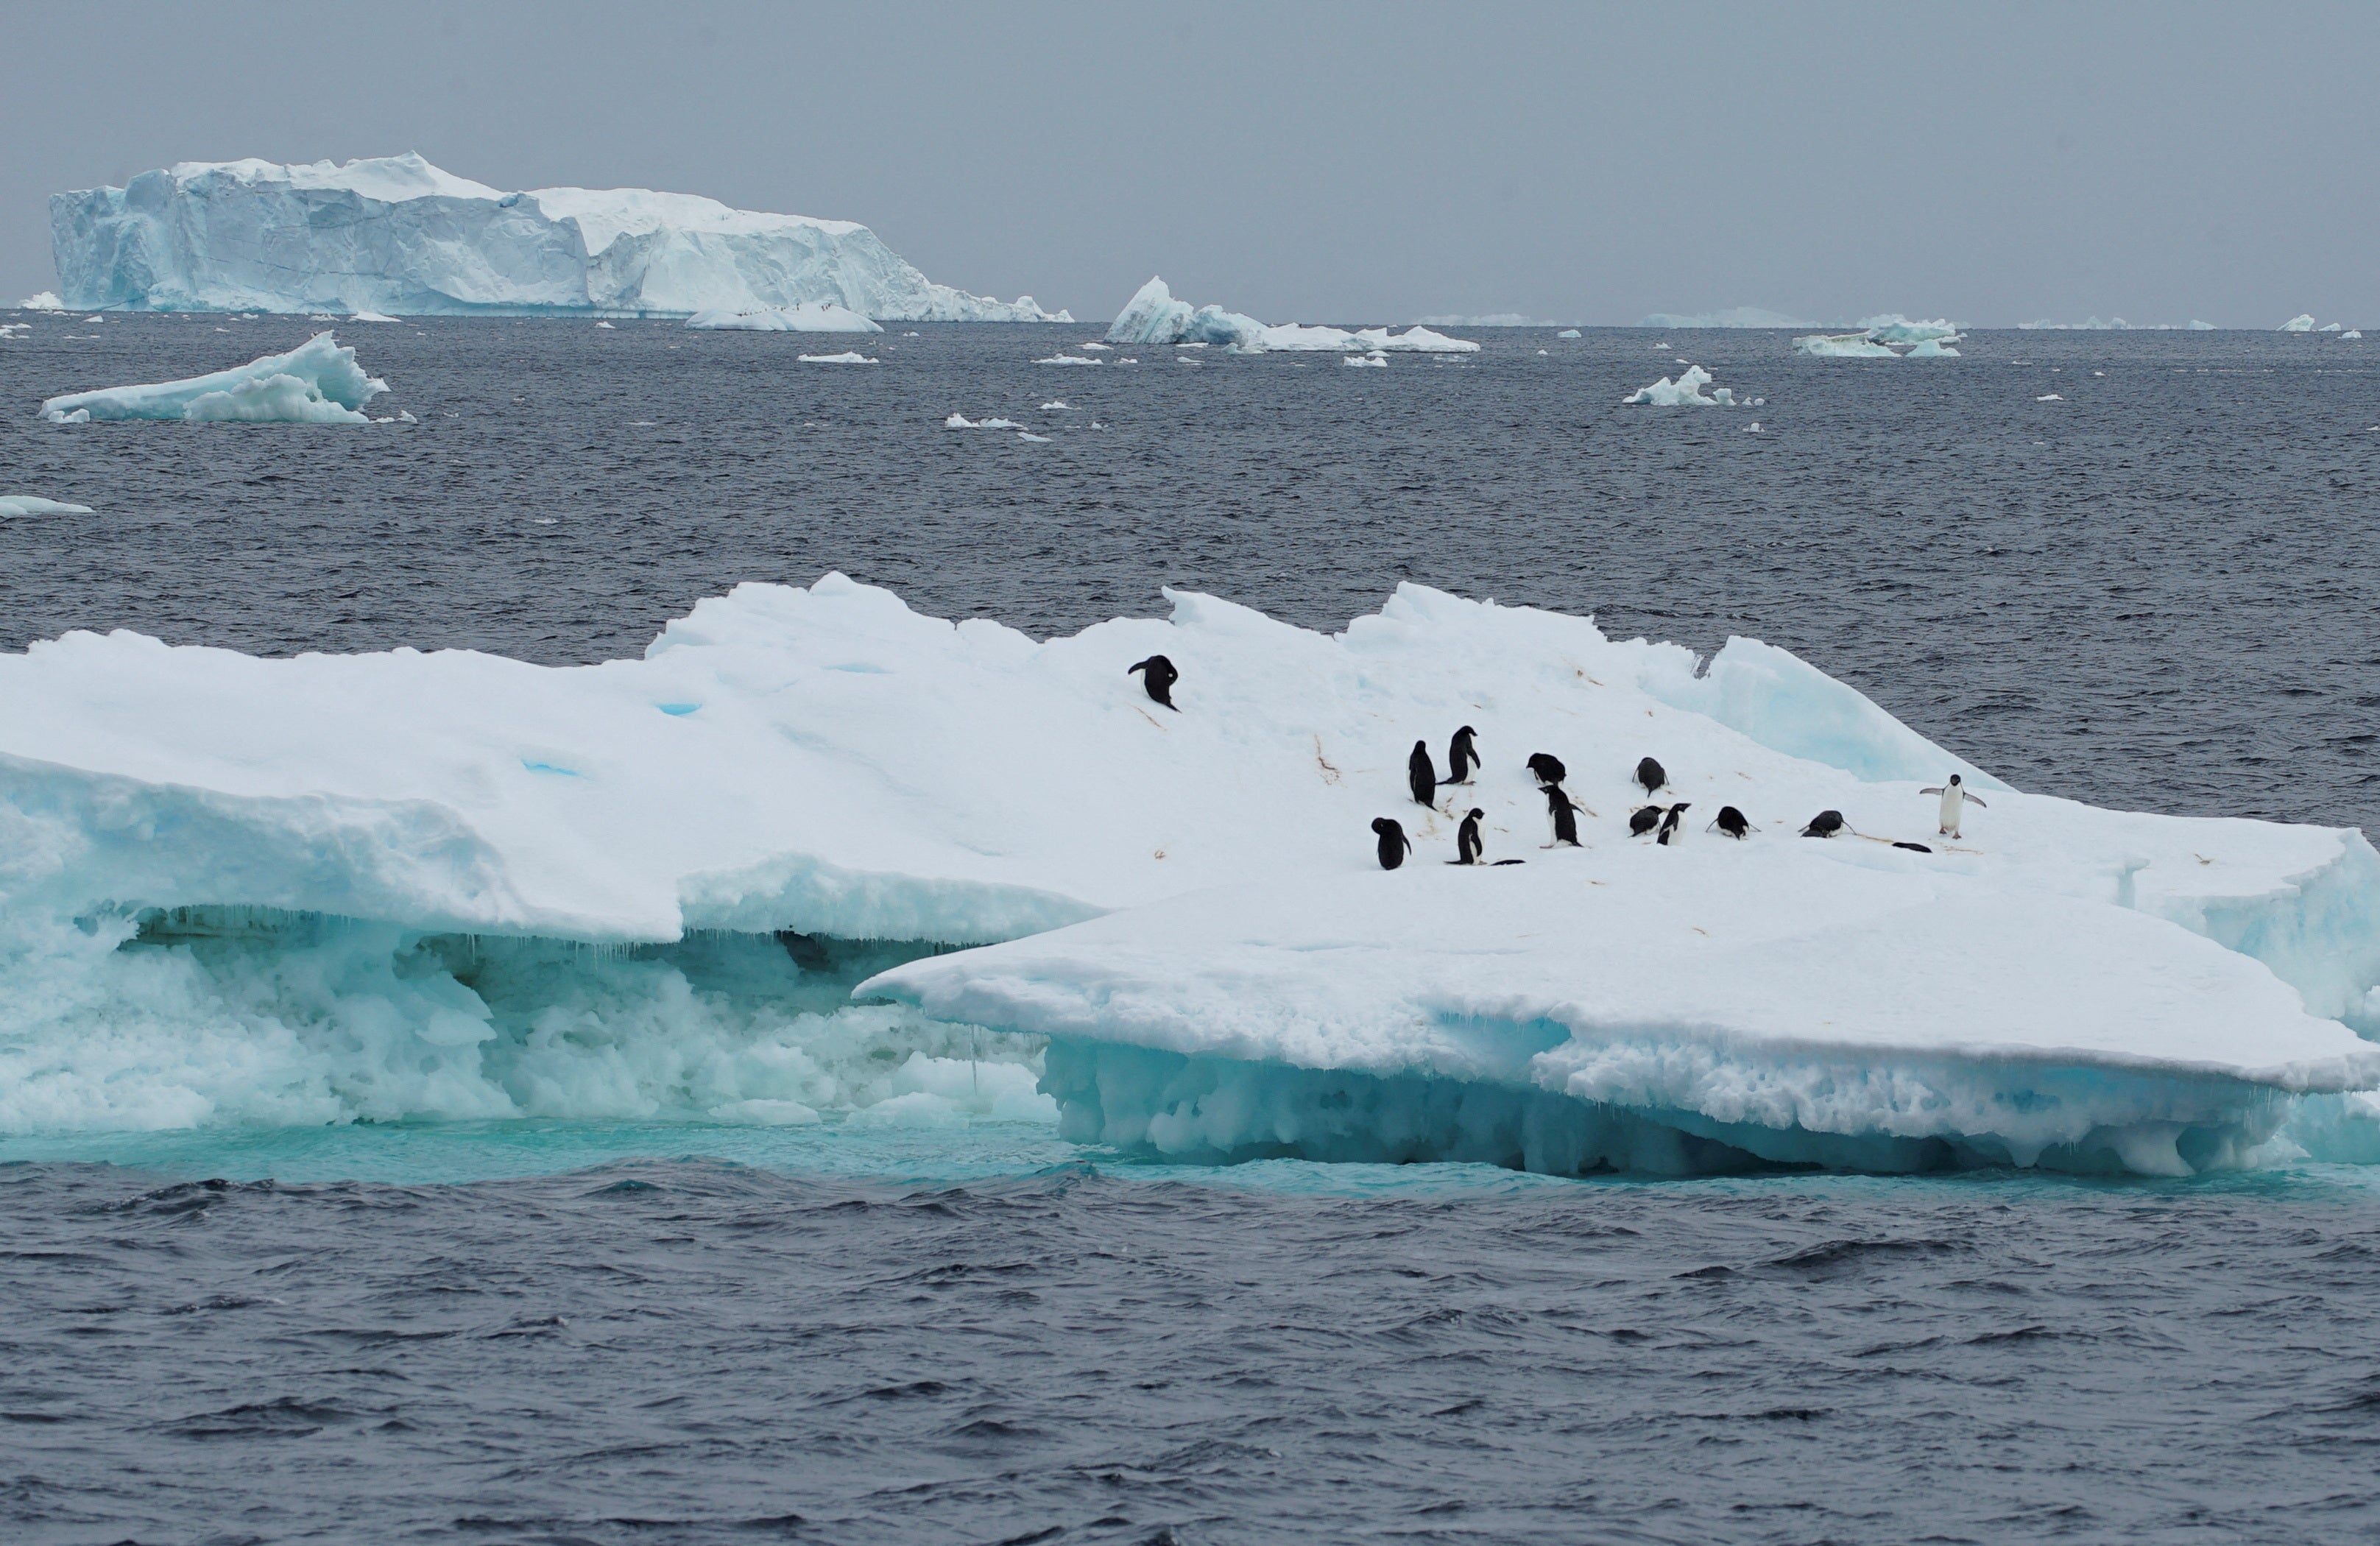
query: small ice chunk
[
  {"left": 1039, "top": 400, "right": 1070, "bottom": 409},
  {"left": 349, "top": 311, "right": 400, "bottom": 322},
  {"left": 1745, "top": 422, "right": 1762, "bottom": 432},
  {"left": 944, "top": 414, "right": 1020, "bottom": 429},
  {"left": 1035, "top": 355, "right": 1102, "bottom": 365},
  {"left": 0, "top": 494, "right": 96, "bottom": 516},
  {"left": 1342, "top": 353, "right": 1387, "bottom": 367},
  {"left": 1537, "top": 349, "right": 1550, "bottom": 355},
  {"left": 398, "top": 409, "right": 418, "bottom": 423},
  {"left": 595, "top": 321, "right": 614, "bottom": 328},
  {"left": 1017, "top": 431, "right": 1051, "bottom": 442},
  {"left": 2036, "top": 393, "right": 2063, "bottom": 401},
  {"left": 797, "top": 352, "right": 875, "bottom": 364},
  {"left": 1623, "top": 363, "right": 1741, "bottom": 406},
  {"left": 18, "top": 291, "right": 64, "bottom": 310},
  {"left": 1557, "top": 328, "right": 1581, "bottom": 338},
  {"left": 1079, "top": 342, "right": 1111, "bottom": 350},
  {"left": 2278, "top": 314, "right": 2317, "bottom": 332},
  {"left": 2342, "top": 331, "right": 2363, "bottom": 340}
]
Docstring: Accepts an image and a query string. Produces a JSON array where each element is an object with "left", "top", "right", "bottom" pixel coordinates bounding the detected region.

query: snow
[
  {"left": 4, "top": 575, "right": 2377, "bottom": 1169},
  {"left": 796, "top": 352, "right": 874, "bottom": 364},
  {"left": 1104, "top": 277, "right": 1478, "bottom": 353},
  {"left": 47, "top": 154, "right": 1070, "bottom": 322},
  {"left": 18, "top": 292, "right": 64, "bottom": 311},
  {"left": 1623, "top": 364, "right": 1741, "bottom": 406},
  {"left": 1639, "top": 308, "right": 1813, "bottom": 329},
  {"left": 38, "top": 332, "right": 386, "bottom": 424},
  {"left": 2279, "top": 314, "right": 2317, "bottom": 332},
  {"left": 684, "top": 302, "right": 881, "bottom": 333},
  {"left": 0, "top": 495, "right": 95, "bottom": 517}
]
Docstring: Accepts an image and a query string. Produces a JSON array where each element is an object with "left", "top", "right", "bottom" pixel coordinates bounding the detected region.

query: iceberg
[
  {"left": 2279, "top": 314, "right": 2317, "bottom": 331},
  {"left": 1105, "top": 278, "right": 1478, "bottom": 353},
  {"left": 46, "top": 154, "right": 1070, "bottom": 322},
  {"left": 1556, "top": 328, "right": 1582, "bottom": 338},
  {"left": 0, "top": 495, "right": 94, "bottom": 517},
  {"left": 2344, "top": 331, "right": 2364, "bottom": 340},
  {"left": 1795, "top": 317, "right": 1961, "bottom": 358},
  {"left": 1860, "top": 314, "right": 1960, "bottom": 342},
  {"left": 685, "top": 302, "right": 881, "bottom": 333},
  {"left": 4, "top": 576, "right": 2378, "bottom": 1170},
  {"left": 1794, "top": 332, "right": 1900, "bottom": 359},
  {"left": 1622, "top": 364, "right": 1740, "bottom": 405},
  {"left": 17, "top": 291, "right": 63, "bottom": 311},
  {"left": 1639, "top": 307, "right": 1814, "bottom": 329},
  {"left": 38, "top": 332, "right": 386, "bottom": 424}
]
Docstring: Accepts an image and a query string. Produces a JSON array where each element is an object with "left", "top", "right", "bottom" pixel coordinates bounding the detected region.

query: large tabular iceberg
[
  {"left": 1105, "top": 278, "right": 1477, "bottom": 353},
  {"left": 4, "top": 578, "right": 2378, "bottom": 1169},
  {"left": 48, "top": 154, "right": 1070, "bottom": 322},
  {"left": 39, "top": 332, "right": 385, "bottom": 423}
]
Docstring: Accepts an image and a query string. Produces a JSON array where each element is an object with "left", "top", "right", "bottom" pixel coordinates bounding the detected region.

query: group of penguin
[{"left": 1123, "top": 652, "right": 1988, "bottom": 873}]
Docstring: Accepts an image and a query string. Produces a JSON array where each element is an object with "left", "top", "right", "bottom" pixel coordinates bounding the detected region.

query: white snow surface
[
  {"left": 0, "top": 495, "right": 95, "bottom": 517},
  {"left": 47, "top": 154, "right": 1069, "bottom": 322},
  {"left": 38, "top": 332, "right": 386, "bottom": 424},
  {"left": 684, "top": 302, "right": 880, "bottom": 333},
  {"left": 1105, "top": 278, "right": 1477, "bottom": 353},
  {"left": 4, "top": 576, "right": 2379, "bottom": 1168}
]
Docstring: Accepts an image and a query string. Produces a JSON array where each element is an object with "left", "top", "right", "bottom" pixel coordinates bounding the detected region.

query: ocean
[{"left": 4, "top": 317, "right": 2379, "bottom": 1543}]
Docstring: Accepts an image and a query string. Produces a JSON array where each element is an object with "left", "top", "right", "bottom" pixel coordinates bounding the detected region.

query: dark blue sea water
[{"left": 4, "top": 316, "right": 2380, "bottom": 1543}]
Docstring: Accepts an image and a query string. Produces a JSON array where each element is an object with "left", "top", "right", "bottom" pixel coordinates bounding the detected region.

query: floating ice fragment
[
  {"left": 0, "top": 322, "right": 28, "bottom": 339},
  {"left": 1745, "top": 422, "right": 1762, "bottom": 432},
  {"left": 797, "top": 351, "right": 875, "bottom": 364},
  {"left": 1039, "top": 401, "right": 1070, "bottom": 409},
  {"left": 944, "top": 414, "right": 1020, "bottom": 429},
  {"left": 18, "top": 291, "right": 63, "bottom": 310},
  {"left": 38, "top": 331, "right": 386, "bottom": 423},
  {"left": 1343, "top": 353, "right": 1386, "bottom": 367},
  {"left": 1017, "top": 431, "right": 1051, "bottom": 442},
  {"left": 1623, "top": 363, "right": 1742, "bottom": 406},
  {"left": 2036, "top": 393, "right": 2063, "bottom": 401},
  {"left": 348, "top": 311, "right": 399, "bottom": 322},
  {"left": 1104, "top": 277, "right": 1477, "bottom": 353},
  {"left": 1556, "top": 328, "right": 1581, "bottom": 338},
  {"left": 1035, "top": 355, "right": 1102, "bottom": 365},
  {"left": 1078, "top": 342, "right": 1111, "bottom": 350},
  {"left": 0, "top": 494, "right": 96, "bottom": 516},
  {"left": 2279, "top": 314, "right": 2317, "bottom": 332},
  {"left": 595, "top": 320, "right": 614, "bottom": 328},
  {"left": 2343, "top": 331, "right": 2363, "bottom": 340},
  {"left": 2319, "top": 322, "right": 2343, "bottom": 333},
  {"left": 398, "top": 409, "right": 417, "bottom": 423}
]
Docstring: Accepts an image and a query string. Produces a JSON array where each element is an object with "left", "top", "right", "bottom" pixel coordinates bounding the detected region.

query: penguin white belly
[{"left": 1938, "top": 786, "right": 1963, "bottom": 833}]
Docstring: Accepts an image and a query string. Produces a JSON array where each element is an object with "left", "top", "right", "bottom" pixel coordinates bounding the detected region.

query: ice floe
[
  {"left": 796, "top": 351, "right": 875, "bottom": 364},
  {"left": 1105, "top": 278, "right": 1478, "bottom": 353},
  {"left": 348, "top": 311, "right": 400, "bottom": 323},
  {"left": 46, "top": 154, "right": 1069, "bottom": 322},
  {"left": 685, "top": 302, "right": 882, "bottom": 333},
  {"left": 0, "top": 495, "right": 95, "bottom": 517},
  {"left": 944, "top": 414, "right": 1022, "bottom": 429},
  {"left": 3, "top": 576, "right": 2377, "bottom": 1169},
  {"left": 38, "top": 332, "right": 386, "bottom": 424},
  {"left": 1035, "top": 354, "right": 1103, "bottom": 365}
]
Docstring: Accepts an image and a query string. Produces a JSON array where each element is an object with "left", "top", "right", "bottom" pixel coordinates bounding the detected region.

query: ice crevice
[{"left": 4, "top": 574, "right": 2378, "bottom": 1171}]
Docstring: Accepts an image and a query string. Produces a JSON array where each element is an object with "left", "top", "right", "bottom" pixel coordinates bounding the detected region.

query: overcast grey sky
[{"left": 2, "top": 0, "right": 2372, "bottom": 327}]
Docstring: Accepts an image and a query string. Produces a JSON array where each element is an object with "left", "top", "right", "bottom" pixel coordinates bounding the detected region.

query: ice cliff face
[{"left": 49, "top": 154, "right": 1070, "bottom": 322}]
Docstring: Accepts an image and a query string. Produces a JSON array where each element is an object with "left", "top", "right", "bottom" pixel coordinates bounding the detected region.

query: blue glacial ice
[
  {"left": 1105, "top": 277, "right": 1479, "bottom": 353},
  {"left": 4, "top": 577, "right": 2378, "bottom": 1171},
  {"left": 47, "top": 155, "right": 1070, "bottom": 322},
  {"left": 39, "top": 332, "right": 386, "bottom": 423}
]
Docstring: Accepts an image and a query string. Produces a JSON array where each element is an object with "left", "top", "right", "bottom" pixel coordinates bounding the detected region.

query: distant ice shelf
[
  {"left": 46, "top": 154, "right": 1071, "bottom": 322},
  {"left": 1104, "top": 277, "right": 1478, "bottom": 353},
  {"left": 1639, "top": 307, "right": 1814, "bottom": 329},
  {"left": 38, "top": 332, "right": 386, "bottom": 424}
]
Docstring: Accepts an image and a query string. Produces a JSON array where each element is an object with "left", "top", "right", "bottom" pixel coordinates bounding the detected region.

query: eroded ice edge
[
  {"left": 49, "top": 154, "right": 1067, "bottom": 322},
  {"left": 4, "top": 577, "right": 2378, "bottom": 1175},
  {"left": 1104, "top": 277, "right": 1478, "bottom": 354}
]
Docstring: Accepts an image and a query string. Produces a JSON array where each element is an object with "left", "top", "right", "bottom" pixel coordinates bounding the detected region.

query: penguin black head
[
  {"left": 1371, "top": 817, "right": 1400, "bottom": 836},
  {"left": 1466, "top": 807, "right": 1486, "bottom": 822},
  {"left": 1948, "top": 774, "right": 1963, "bottom": 787},
  {"left": 1628, "top": 805, "right": 1663, "bottom": 837},
  {"left": 1656, "top": 802, "right": 1690, "bottom": 844}
]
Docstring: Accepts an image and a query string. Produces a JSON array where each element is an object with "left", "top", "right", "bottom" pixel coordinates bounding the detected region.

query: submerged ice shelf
[
  {"left": 48, "top": 154, "right": 1068, "bottom": 322},
  {"left": 3, "top": 577, "right": 2377, "bottom": 1171}
]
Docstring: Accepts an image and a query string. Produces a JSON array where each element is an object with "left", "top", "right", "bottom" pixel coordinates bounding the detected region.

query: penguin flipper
[
  {"left": 1965, "top": 794, "right": 1988, "bottom": 808},
  {"left": 1920, "top": 786, "right": 1944, "bottom": 795}
]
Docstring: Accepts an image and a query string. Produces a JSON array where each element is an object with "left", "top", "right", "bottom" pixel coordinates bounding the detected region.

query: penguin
[
  {"left": 1919, "top": 774, "right": 1988, "bottom": 839},
  {"left": 1544, "top": 784, "right": 1581, "bottom": 847},
  {"left": 1371, "top": 816, "right": 1413, "bottom": 870},
  {"left": 1801, "top": 810, "right": 1846, "bottom": 839},
  {"left": 1709, "top": 805, "right": 1754, "bottom": 840},
  {"left": 1527, "top": 752, "right": 1567, "bottom": 788},
  {"left": 1127, "top": 654, "right": 1179, "bottom": 710},
  {"left": 1454, "top": 808, "right": 1486, "bottom": 865},
  {"left": 1408, "top": 741, "right": 1440, "bottom": 807},
  {"left": 1634, "top": 756, "right": 1668, "bottom": 797},
  {"left": 1447, "top": 726, "right": 1480, "bottom": 786},
  {"left": 1628, "top": 805, "right": 1665, "bottom": 838},
  {"left": 1656, "top": 802, "right": 1690, "bottom": 846}
]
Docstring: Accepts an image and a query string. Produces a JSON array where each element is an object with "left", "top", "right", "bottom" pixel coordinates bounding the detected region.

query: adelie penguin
[
  {"left": 1451, "top": 808, "right": 1526, "bottom": 866},
  {"left": 1527, "top": 752, "right": 1567, "bottom": 788},
  {"left": 1708, "top": 805, "right": 1754, "bottom": 840},
  {"left": 1543, "top": 784, "right": 1582, "bottom": 847},
  {"left": 1656, "top": 802, "right": 1691, "bottom": 846},
  {"left": 1447, "top": 726, "right": 1480, "bottom": 786},
  {"left": 1408, "top": 741, "right": 1440, "bottom": 807},
  {"left": 1801, "top": 810, "right": 1846, "bottom": 839},
  {"left": 1127, "top": 654, "right": 1179, "bottom": 710},
  {"left": 1920, "top": 773, "right": 1988, "bottom": 839},
  {"left": 1628, "top": 805, "right": 1665, "bottom": 838},
  {"left": 1634, "top": 756, "right": 1668, "bottom": 798},
  {"left": 1371, "top": 816, "right": 1414, "bottom": 871}
]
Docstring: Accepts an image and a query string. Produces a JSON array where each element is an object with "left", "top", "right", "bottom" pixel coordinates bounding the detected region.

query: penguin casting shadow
[
  {"left": 1371, "top": 816, "right": 1414, "bottom": 870},
  {"left": 1127, "top": 654, "right": 1179, "bottom": 710},
  {"left": 1408, "top": 740, "right": 1440, "bottom": 806}
]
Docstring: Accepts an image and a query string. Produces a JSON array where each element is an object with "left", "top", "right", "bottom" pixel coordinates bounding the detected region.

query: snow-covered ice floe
[
  {"left": 685, "top": 302, "right": 882, "bottom": 333},
  {"left": 1105, "top": 278, "right": 1479, "bottom": 354},
  {"left": 796, "top": 352, "right": 874, "bottom": 364},
  {"left": 0, "top": 495, "right": 95, "bottom": 517},
  {"left": 38, "top": 332, "right": 386, "bottom": 423},
  {"left": 46, "top": 154, "right": 1070, "bottom": 322},
  {"left": 4, "top": 575, "right": 2379, "bottom": 1171},
  {"left": 1623, "top": 364, "right": 1746, "bottom": 406}
]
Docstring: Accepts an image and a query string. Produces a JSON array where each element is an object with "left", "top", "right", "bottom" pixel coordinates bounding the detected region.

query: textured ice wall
[{"left": 49, "top": 155, "right": 1068, "bottom": 322}]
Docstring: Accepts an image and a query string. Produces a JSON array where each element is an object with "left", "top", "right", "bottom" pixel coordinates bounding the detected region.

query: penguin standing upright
[
  {"left": 1371, "top": 816, "right": 1413, "bottom": 870},
  {"left": 1920, "top": 774, "right": 1988, "bottom": 839},
  {"left": 1656, "top": 803, "right": 1691, "bottom": 846},
  {"left": 1127, "top": 654, "right": 1179, "bottom": 710},
  {"left": 1544, "top": 784, "right": 1581, "bottom": 847},
  {"left": 1447, "top": 726, "right": 1480, "bottom": 785},
  {"left": 1634, "top": 757, "right": 1668, "bottom": 797},
  {"left": 1408, "top": 741, "right": 1439, "bottom": 806},
  {"left": 1454, "top": 808, "right": 1486, "bottom": 865},
  {"left": 1528, "top": 752, "right": 1567, "bottom": 788}
]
